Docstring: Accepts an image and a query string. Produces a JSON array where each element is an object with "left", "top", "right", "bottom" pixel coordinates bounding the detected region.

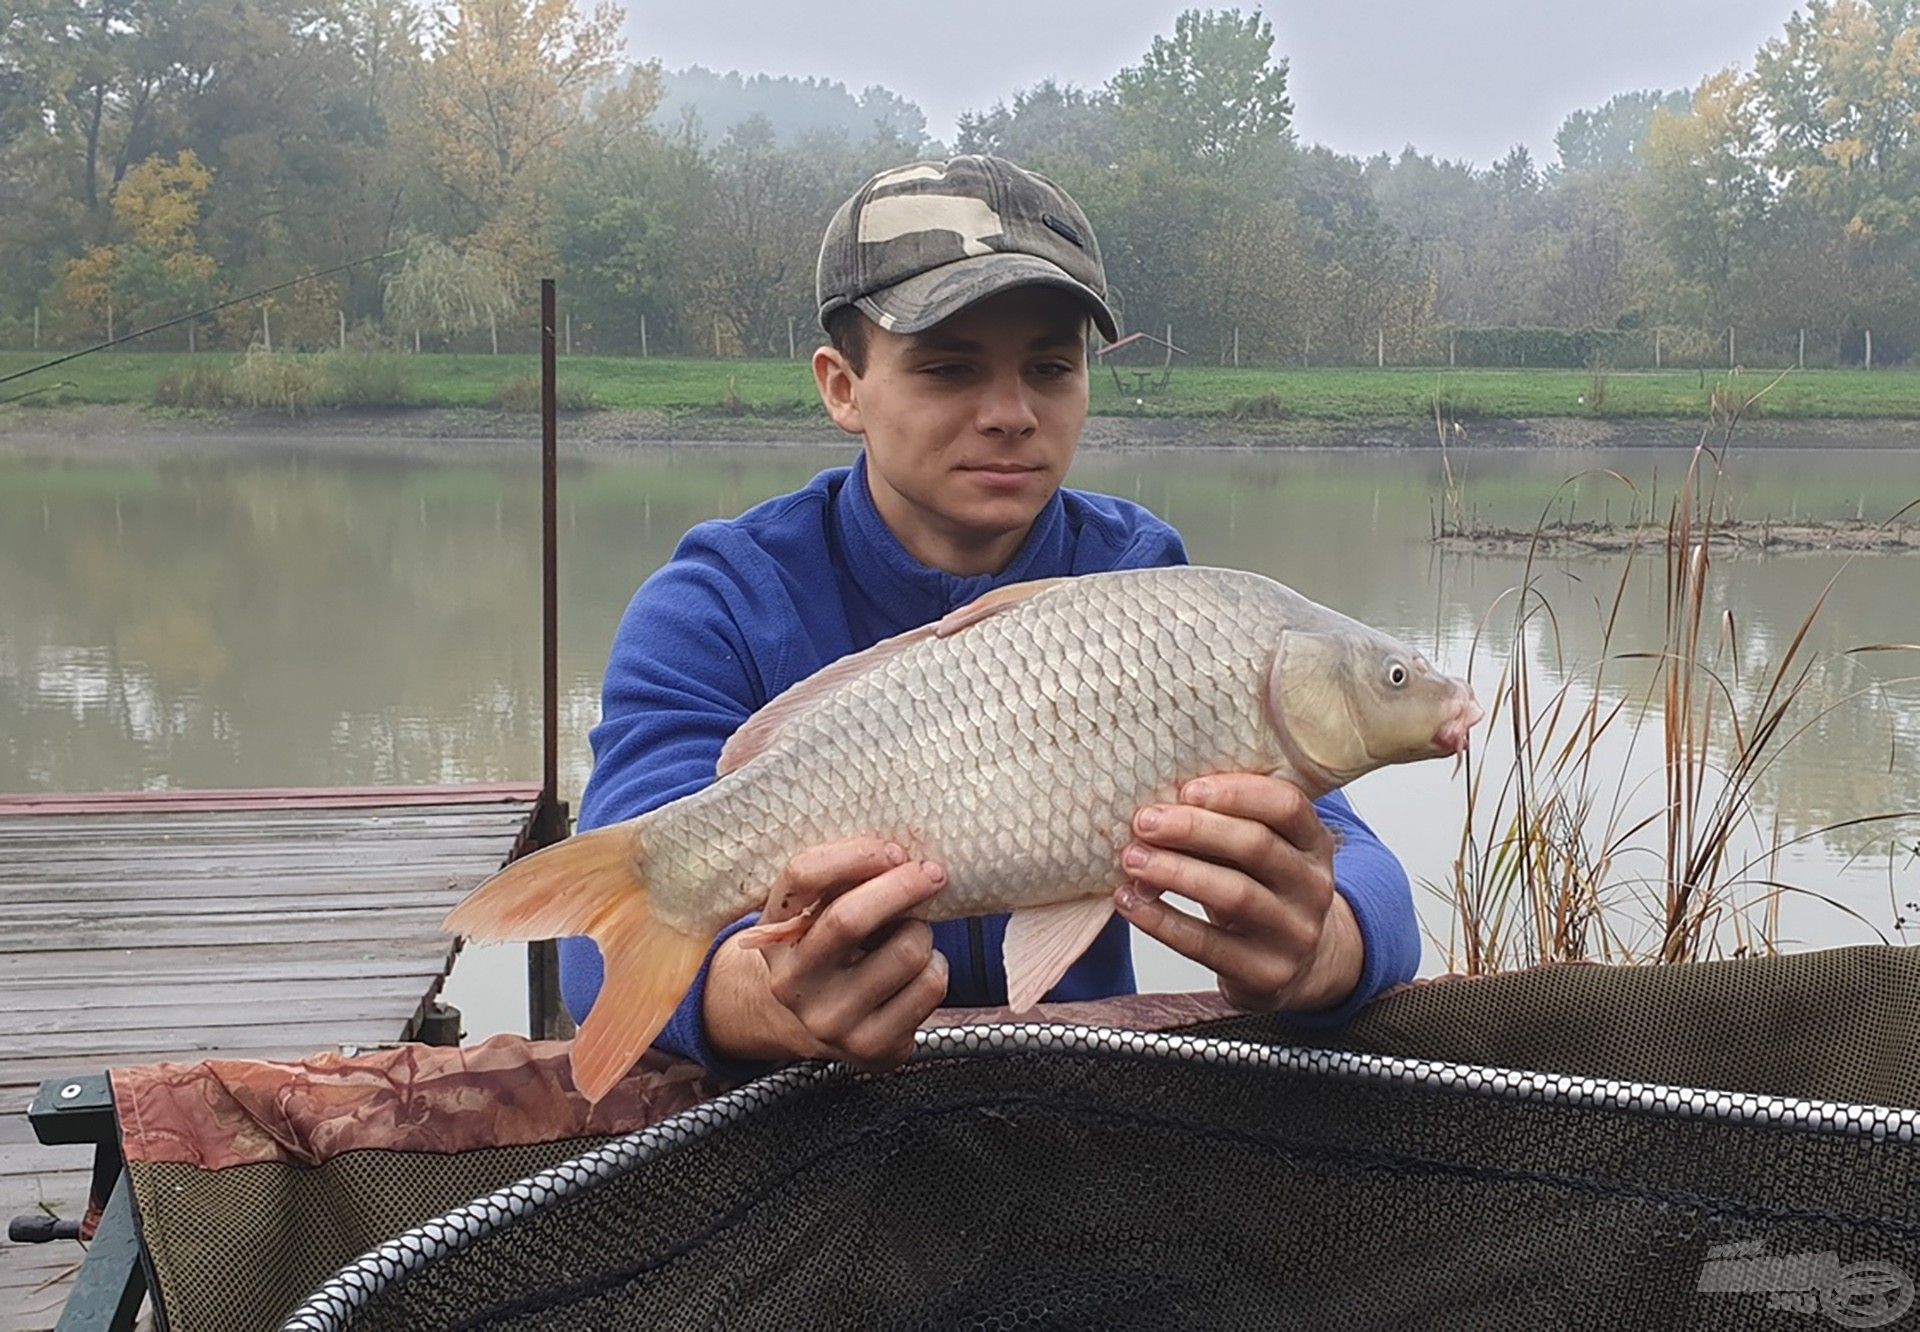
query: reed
[{"left": 1435, "top": 372, "right": 1920, "bottom": 972}]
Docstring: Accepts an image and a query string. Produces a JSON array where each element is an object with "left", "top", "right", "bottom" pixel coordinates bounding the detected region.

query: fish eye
[{"left": 1387, "top": 662, "right": 1409, "bottom": 688}]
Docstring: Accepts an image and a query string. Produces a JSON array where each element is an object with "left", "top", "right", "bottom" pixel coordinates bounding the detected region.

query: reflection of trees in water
[{"left": 0, "top": 450, "right": 845, "bottom": 793}]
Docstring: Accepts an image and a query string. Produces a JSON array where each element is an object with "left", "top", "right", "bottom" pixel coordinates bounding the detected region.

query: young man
[{"left": 562, "top": 155, "right": 1418, "bottom": 1078}]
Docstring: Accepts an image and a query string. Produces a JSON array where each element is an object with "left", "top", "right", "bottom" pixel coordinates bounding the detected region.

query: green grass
[{"left": 3, "top": 351, "right": 1918, "bottom": 422}]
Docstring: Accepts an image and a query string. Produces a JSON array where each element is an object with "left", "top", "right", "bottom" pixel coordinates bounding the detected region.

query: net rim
[{"left": 280, "top": 1021, "right": 1920, "bottom": 1331}]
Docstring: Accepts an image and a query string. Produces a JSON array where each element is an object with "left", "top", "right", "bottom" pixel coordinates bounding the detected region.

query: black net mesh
[
  {"left": 307, "top": 945, "right": 1920, "bottom": 1331},
  {"left": 129, "top": 1137, "right": 613, "bottom": 1332}
]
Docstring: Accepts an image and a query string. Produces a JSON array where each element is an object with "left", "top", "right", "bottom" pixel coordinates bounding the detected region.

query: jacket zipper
[{"left": 967, "top": 917, "right": 990, "bottom": 1005}]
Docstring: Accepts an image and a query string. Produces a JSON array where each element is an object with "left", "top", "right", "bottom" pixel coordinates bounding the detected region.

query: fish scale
[{"left": 641, "top": 567, "right": 1295, "bottom": 934}]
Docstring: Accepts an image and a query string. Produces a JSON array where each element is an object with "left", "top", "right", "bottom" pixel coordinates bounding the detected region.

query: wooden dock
[{"left": 0, "top": 785, "right": 545, "bottom": 1332}]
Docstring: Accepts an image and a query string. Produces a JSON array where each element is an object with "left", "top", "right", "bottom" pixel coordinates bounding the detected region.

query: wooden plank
[
  {"left": 8, "top": 994, "right": 430, "bottom": 1039},
  {"left": 0, "top": 784, "right": 540, "bottom": 815},
  {"left": 0, "top": 1158, "right": 91, "bottom": 1210},
  {"left": 0, "top": 877, "right": 476, "bottom": 907},
  {"left": 0, "top": 1144, "right": 98, "bottom": 1182},
  {"left": 0, "top": 891, "right": 467, "bottom": 922},
  {"left": 0, "top": 941, "right": 456, "bottom": 982},
  {"left": 3, "top": 975, "right": 437, "bottom": 1014},
  {"left": 3, "top": 911, "right": 454, "bottom": 951},
  {"left": 0, "top": 809, "right": 535, "bottom": 842},
  {"left": 6, "top": 1020, "right": 416, "bottom": 1063},
  {"left": 3, "top": 856, "right": 522, "bottom": 886}
]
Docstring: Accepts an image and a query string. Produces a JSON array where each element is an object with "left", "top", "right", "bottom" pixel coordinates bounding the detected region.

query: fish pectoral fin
[{"left": 1003, "top": 897, "right": 1117, "bottom": 1013}]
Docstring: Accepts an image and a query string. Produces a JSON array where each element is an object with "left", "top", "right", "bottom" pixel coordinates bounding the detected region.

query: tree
[
  {"left": 55, "top": 149, "right": 218, "bottom": 338},
  {"left": 1109, "top": 8, "right": 1293, "bottom": 167},
  {"left": 412, "top": 0, "right": 621, "bottom": 283},
  {"left": 382, "top": 238, "right": 513, "bottom": 342},
  {"left": 1639, "top": 71, "right": 1772, "bottom": 327},
  {"left": 1554, "top": 90, "right": 1691, "bottom": 174},
  {"left": 955, "top": 80, "right": 1119, "bottom": 170}
]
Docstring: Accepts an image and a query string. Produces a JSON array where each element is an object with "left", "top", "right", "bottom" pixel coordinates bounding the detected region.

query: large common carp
[{"left": 447, "top": 566, "right": 1481, "bottom": 1100}]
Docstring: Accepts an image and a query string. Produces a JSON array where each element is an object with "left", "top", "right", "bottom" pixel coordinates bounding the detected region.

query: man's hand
[
  {"left": 704, "top": 838, "right": 949, "bottom": 1069},
  {"left": 1112, "top": 774, "right": 1364, "bottom": 1015}
]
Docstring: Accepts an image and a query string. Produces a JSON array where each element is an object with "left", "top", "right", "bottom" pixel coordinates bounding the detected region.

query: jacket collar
[{"left": 834, "top": 451, "right": 1069, "bottom": 627}]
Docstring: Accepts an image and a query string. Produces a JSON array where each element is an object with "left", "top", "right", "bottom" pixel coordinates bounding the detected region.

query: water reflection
[{"left": 2, "top": 442, "right": 1915, "bottom": 1032}]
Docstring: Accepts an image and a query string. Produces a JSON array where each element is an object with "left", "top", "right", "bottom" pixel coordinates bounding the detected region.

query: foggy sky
[{"left": 622, "top": 0, "right": 1803, "bottom": 168}]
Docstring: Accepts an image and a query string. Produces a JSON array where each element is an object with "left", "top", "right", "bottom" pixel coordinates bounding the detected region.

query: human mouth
[{"left": 958, "top": 462, "right": 1046, "bottom": 492}]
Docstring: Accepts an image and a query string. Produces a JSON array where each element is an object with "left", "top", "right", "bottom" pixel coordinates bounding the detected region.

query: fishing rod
[{"left": 0, "top": 248, "right": 408, "bottom": 391}]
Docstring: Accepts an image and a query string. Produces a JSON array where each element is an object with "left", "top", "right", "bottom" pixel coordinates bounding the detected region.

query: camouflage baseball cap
[{"left": 816, "top": 155, "right": 1119, "bottom": 342}]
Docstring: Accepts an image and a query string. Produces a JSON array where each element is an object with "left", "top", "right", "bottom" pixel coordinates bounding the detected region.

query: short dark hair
[{"left": 824, "top": 306, "right": 872, "bottom": 376}]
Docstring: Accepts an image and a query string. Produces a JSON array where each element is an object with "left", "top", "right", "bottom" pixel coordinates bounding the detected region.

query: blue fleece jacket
[{"left": 564, "top": 453, "right": 1420, "bottom": 1079}]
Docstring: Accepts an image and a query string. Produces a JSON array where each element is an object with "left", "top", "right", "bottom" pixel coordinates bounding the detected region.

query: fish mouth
[{"left": 1431, "top": 689, "right": 1485, "bottom": 758}]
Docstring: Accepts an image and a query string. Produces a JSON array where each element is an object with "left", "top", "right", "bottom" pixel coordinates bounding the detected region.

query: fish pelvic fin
[
  {"left": 1003, "top": 897, "right": 1116, "bottom": 1013},
  {"left": 443, "top": 822, "right": 710, "bottom": 1104}
]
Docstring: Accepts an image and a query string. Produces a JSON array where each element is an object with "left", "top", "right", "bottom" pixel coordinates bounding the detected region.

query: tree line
[{"left": 1, "top": 1, "right": 1915, "bottom": 367}]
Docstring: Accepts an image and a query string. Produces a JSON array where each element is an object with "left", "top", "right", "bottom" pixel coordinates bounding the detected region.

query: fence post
[
  {"left": 1376, "top": 329, "right": 1384, "bottom": 368},
  {"left": 489, "top": 310, "right": 498, "bottom": 356},
  {"left": 188, "top": 322, "right": 195, "bottom": 354},
  {"left": 107, "top": 297, "right": 113, "bottom": 346},
  {"left": 788, "top": 316, "right": 796, "bottom": 360},
  {"left": 1654, "top": 328, "right": 1662, "bottom": 369},
  {"left": 1302, "top": 331, "right": 1310, "bottom": 367},
  {"left": 1728, "top": 326, "right": 1734, "bottom": 368},
  {"left": 713, "top": 316, "right": 721, "bottom": 359},
  {"left": 565, "top": 313, "right": 572, "bottom": 357},
  {"left": 32, "top": 306, "right": 39, "bottom": 351},
  {"left": 414, "top": 329, "right": 420, "bottom": 354},
  {"left": 1865, "top": 328, "right": 1873, "bottom": 370},
  {"left": 1798, "top": 328, "right": 1805, "bottom": 370},
  {"left": 339, "top": 310, "right": 347, "bottom": 352},
  {"left": 1232, "top": 326, "right": 1240, "bottom": 368},
  {"left": 1448, "top": 329, "right": 1456, "bottom": 367},
  {"left": 640, "top": 313, "right": 648, "bottom": 358},
  {"left": 263, "top": 306, "right": 271, "bottom": 353}
]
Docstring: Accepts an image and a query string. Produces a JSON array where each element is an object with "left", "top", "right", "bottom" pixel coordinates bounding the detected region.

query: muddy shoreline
[{"left": 4, "top": 404, "right": 1920, "bottom": 455}]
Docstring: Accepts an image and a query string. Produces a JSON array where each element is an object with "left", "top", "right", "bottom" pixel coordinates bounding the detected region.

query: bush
[
  {"left": 230, "top": 347, "right": 323, "bottom": 415},
  {"left": 491, "top": 375, "right": 599, "bottom": 412},
  {"left": 153, "top": 364, "right": 236, "bottom": 409},
  {"left": 1227, "top": 391, "right": 1289, "bottom": 421},
  {"left": 320, "top": 352, "right": 411, "bottom": 407}
]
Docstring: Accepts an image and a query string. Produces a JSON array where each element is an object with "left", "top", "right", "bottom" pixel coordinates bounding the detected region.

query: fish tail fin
[{"left": 444, "top": 822, "right": 710, "bottom": 1103}]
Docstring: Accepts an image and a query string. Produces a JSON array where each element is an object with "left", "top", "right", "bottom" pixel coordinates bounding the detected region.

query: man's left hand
[{"left": 1112, "top": 773, "right": 1363, "bottom": 1014}]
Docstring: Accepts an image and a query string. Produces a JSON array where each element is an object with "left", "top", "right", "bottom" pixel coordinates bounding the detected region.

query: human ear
[{"left": 812, "top": 346, "right": 864, "bottom": 438}]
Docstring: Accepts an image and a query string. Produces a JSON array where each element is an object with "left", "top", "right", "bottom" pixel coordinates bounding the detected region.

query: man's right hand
[{"left": 703, "top": 838, "right": 949, "bottom": 1069}]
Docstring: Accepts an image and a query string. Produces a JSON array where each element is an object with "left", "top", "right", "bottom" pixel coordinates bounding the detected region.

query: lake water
[{"left": 3, "top": 439, "right": 1916, "bottom": 1039}]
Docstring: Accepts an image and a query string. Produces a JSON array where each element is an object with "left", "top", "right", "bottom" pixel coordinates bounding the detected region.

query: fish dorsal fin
[{"left": 715, "top": 576, "right": 1073, "bottom": 777}]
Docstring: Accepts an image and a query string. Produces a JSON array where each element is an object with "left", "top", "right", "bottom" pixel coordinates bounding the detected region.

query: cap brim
[{"left": 856, "top": 252, "right": 1120, "bottom": 342}]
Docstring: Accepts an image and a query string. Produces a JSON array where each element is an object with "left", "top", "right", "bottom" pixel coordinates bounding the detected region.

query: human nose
[{"left": 974, "top": 367, "right": 1038, "bottom": 439}]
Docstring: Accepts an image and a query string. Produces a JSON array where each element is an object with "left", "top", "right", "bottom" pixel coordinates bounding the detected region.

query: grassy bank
[{"left": 3, "top": 351, "right": 1919, "bottom": 423}]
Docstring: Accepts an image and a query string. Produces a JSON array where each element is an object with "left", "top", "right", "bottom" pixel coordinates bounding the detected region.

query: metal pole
[
  {"left": 788, "top": 316, "right": 796, "bottom": 360},
  {"left": 1377, "top": 329, "right": 1384, "bottom": 368},
  {"left": 640, "top": 313, "right": 648, "bottom": 358},
  {"left": 564, "top": 313, "right": 572, "bottom": 356},
  {"left": 1798, "top": 328, "right": 1805, "bottom": 370},
  {"left": 490, "top": 310, "right": 498, "bottom": 356},
  {"left": 713, "top": 316, "right": 721, "bottom": 359},
  {"left": 540, "top": 278, "right": 559, "bottom": 825},
  {"left": 263, "top": 306, "right": 271, "bottom": 353},
  {"left": 529, "top": 276, "right": 567, "bottom": 1041},
  {"left": 32, "top": 306, "right": 39, "bottom": 351},
  {"left": 107, "top": 298, "right": 113, "bottom": 347},
  {"left": 1728, "top": 326, "right": 1734, "bottom": 368},
  {"left": 1655, "top": 328, "right": 1662, "bottom": 369},
  {"left": 1865, "top": 328, "right": 1873, "bottom": 370},
  {"left": 1449, "top": 329, "right": 1456, "bottom": 367},
  {"left": 1232, "top": 327, "right": 1239, "bottom": 368},
  {"left": 339, "top": 309, "right": 347, "bottom": 353}
]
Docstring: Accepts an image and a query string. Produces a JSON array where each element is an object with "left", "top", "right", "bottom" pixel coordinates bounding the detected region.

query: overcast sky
[{"left": 622, "top": 0, "right": 1803, "bottom": 168}]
